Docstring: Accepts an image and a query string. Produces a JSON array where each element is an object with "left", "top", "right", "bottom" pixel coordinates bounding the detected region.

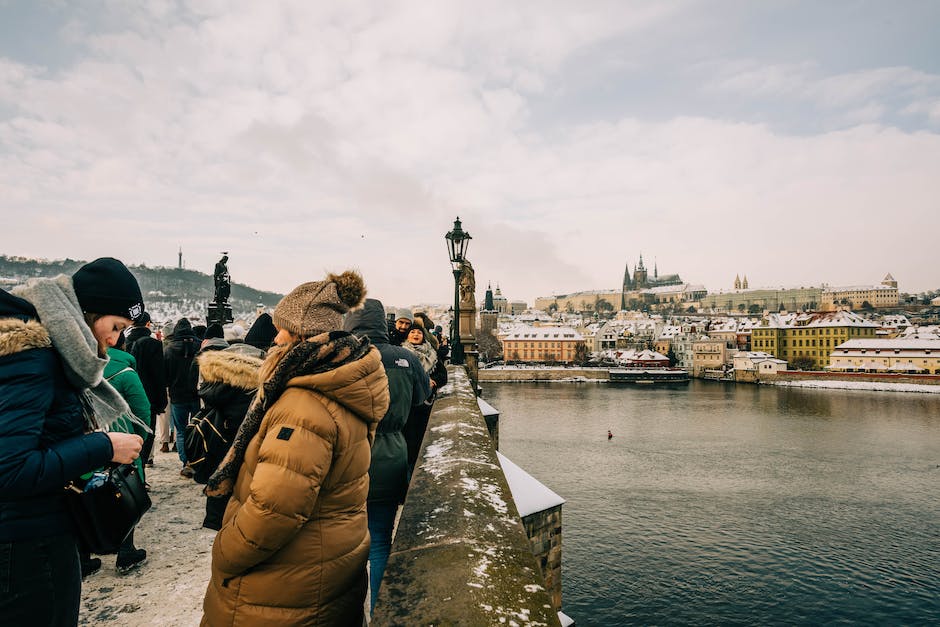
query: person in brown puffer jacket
[{"left": 201, "top": 270, "right": 389, "bottom": 626}]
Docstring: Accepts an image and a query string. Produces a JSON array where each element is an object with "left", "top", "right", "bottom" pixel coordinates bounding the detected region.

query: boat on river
[{"left": 608, "top": 367, "right": 690, "bottom": 386}]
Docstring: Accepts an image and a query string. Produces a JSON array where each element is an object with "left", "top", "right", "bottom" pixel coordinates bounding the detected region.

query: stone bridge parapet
[{"left": 372, "top": 366, "right": 561, "bottom": 626}]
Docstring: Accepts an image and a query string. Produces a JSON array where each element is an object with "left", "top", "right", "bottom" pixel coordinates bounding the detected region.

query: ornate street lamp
[{"left": 445, "top": 217, "right": 471, "bottom": 365}]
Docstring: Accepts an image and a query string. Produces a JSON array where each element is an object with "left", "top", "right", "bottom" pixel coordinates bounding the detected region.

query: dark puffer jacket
[
  {"left": 193, "top": 348, "right": 262, "bottom": 484},
  {"left": 0, "top": 290, "right": 113, "bottom": 541},
  {"left": 125, "top": 325, "right": 167, "bottom": 414},
  {"left": 344, "top": 299, "right": 430, "bottom": 505},
  {"left": 165, "top": 318, "right": 200, "bottom": 404}
]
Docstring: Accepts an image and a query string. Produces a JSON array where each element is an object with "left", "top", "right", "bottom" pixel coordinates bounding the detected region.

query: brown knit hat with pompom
[{"left": 272, "top": 271, "right": 366, "bottom": 338}]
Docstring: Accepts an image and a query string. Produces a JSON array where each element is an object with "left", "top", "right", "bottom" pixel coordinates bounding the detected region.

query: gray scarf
[
  {"left": 403, "top": 339, "right": 437, "bottom": 374},
  {"left": 14, "top": 275, "right": 132, "bottom": 431}
]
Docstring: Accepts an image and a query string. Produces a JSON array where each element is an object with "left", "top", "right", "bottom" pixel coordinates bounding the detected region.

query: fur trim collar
[
  {"left": 0, "top": 318, "right": 52, "bottom": 357},
  {"left": 197, "top": 350, "right": 262, "bottom": 390}
]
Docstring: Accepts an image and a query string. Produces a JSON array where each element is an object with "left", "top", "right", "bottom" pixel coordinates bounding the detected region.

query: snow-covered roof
[
  {"left": 503, "top": 326, "right": 583, "bottom": 341},
  {"left": 759, "top": 310, "right": 877, "bottom": 329},
  {"left": 497, "top": 452, "right": 565, "bottom": 517},
  {"left": 833, "top": 338, "right": 940, "bottom": 351},
  {"left": 823, "top": 284, "right": 896, "bottom": 292}
]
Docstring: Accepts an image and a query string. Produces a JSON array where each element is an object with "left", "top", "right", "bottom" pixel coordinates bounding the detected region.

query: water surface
[{"left": 483, "top": 381, "right": 940, "bottom": 626}]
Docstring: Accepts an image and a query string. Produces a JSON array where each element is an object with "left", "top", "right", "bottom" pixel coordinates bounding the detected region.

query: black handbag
[{"left": 65, "top": 463, "right": 152, "bottom": 554}]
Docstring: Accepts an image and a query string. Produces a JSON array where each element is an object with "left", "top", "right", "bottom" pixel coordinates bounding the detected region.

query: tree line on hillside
[{"left": 0, "top": 255, "right": 282, "bottom": 318}]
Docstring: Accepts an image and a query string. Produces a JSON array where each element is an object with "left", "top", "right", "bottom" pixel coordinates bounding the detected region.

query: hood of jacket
[
  {"left": 343, "top": 298, "right": 389, "bottom": 345},
  {"left": 198, "top": 349, "right": 263, "bottom": 391},
  {"left": 0, "top": 290, "right": 50, "bottom": 358},
  {"left": 104, "top": 346, "right": 135, "bottom": 375},
  {"left": 285, "top": 345, "right": 388, "bottom": 427}
]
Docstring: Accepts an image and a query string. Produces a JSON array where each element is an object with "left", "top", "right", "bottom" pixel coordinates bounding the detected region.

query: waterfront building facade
[
  {"left": 501, "top": 325, "right": 585, "bottom": 363},
  {"left": 751, "top": 311, "right": 878, "bottom": 370},
  {"left": 691, "top": 339, "right": 729, "bottom": 377},
  {"left": 827, "top": 338, "right": 940, "bottom": 374}
]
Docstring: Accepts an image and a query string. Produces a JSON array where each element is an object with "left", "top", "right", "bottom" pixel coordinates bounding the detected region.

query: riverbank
[
  {"left": 478, "top": 367, "right": 940, "bottom": 394},
  {"left": 478, "top": 367, "right": 608, "bottom": 382}
]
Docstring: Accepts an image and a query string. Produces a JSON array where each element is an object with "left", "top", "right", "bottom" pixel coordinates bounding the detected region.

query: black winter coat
[
  {"left": 125, "top": 326, "right": 167, "bottom": 414},
  {"left": 0, "top": 290, "right": 113, "bottom": 542},
  {"left": 165, "top": 322, "right": 200, "bottom": 404},
  {"left": 192, "top": 349, "right": 261, "bottom": 484}
]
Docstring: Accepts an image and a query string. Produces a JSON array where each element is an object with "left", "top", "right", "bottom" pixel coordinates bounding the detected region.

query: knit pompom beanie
[{"left": 272, "top": 270, "right": 366, "bottom": 338}]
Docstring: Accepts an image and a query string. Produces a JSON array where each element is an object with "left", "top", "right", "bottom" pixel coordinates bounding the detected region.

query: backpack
[{"left": 184, "top": 407, "right": 226, "bottom": 484}]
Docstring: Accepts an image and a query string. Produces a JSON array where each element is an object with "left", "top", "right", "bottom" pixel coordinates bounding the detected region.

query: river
[{"left": 481, "top": 380, "right": 940, "bottom": 626}]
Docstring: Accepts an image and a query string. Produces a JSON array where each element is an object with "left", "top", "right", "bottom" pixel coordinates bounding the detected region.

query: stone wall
[
  {"left": 478, "top": 368, "right": 609, "bottom": 382},
  {"left": 763, "top": 370, "right": 940, "bottom": 385},
  {"left": 372, "top": 366, "right": 561, "bottom": 626},
  {"left": 523, "top": 505, "right": 563, "bottom": 610}
]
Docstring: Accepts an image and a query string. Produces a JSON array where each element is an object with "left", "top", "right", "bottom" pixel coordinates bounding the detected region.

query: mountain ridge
[{"left": 0, "top": 255, "right": 282, "bottom": 324}]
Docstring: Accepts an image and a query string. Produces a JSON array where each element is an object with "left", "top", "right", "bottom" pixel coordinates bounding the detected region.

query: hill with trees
[{"left": 0, "top": 255, "right": 282, "bottom": 324}]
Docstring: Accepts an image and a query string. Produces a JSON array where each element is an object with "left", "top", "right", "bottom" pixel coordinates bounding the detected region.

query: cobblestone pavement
[{"left": 79, "top": 449, "right": 213, "bottom": 626}]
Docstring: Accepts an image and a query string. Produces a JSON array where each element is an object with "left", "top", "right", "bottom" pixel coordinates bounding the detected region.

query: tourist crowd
[{"left": 0, "top": 258, "right": 449, "bottom": 626}]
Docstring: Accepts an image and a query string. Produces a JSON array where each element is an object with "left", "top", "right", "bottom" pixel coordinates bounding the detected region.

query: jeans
[
  {"left": 367, "top": 501, "right": 398, "bottom": 613},
  {"left": 170, "top": 401, "right": 200, "bottom": 464},
  {"left": 0, "top": 533, "right": 81, "bottom": 626}
]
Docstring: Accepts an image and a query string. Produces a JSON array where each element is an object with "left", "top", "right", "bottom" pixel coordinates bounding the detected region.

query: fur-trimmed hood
[
  {"left": 0, "top": 318, "right": 52, "bottom": 358},
  {"left": 197, "top": 349, "right": 262, "bottom": 391}
]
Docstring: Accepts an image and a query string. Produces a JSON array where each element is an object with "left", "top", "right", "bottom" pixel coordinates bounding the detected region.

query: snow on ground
[
  {"left": 771, "top": 380, "right": 940, "bottom": 394},
  {"left": 79, "top": 449, "right": 213, "bottom": 626}
]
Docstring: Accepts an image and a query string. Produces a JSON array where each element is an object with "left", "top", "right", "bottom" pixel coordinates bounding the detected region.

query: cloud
[
  {"left": 0, "top": 1, "right": 938, "bottom": 307},
  {"left": 703, "top": 60, "right": 940, "bottom": 128}
]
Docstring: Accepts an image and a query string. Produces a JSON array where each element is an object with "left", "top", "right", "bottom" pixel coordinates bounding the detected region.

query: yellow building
[
  {"left": 820, "top": 275, "right": 900, "bottom": 311},
  {"left": 691, "top": 339, "right": 728, "bottom": 377},
  {"left": 750, "top": 311, "right": 878, "bottom": 370},
  {"left": 501, "top": 326, "right": 585, "bottom": 363}
]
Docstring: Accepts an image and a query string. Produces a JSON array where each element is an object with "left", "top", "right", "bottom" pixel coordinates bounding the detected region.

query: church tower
[
  {"left": 742, "top": 275, "right": 749, "bottom": 289},
  {"left": 480, "top": 282, "right": 498, "bottom": 337},
  {"left": 734, "top": 274, "right": 741, "bottom": 290},
  {"left": 634, "top": 254, "right": 648, "bottom": 289}
]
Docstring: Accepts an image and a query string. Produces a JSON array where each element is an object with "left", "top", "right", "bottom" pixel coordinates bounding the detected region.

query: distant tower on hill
[
  {"left": 743, "top": 275, "right": 749, "bottom": 289},
  {"left": 484, "top": 282, "right": 495, "bottom": 312},
  {"left": 634, "top": 254, "right": 648, "bottom": 289},
  {"left": 882, "top": 273, "right": 897, "bottom": 288},
  {"left": 734, "top": 274, "right": 741, "bottom": 290},
  {"left": 178, "top": 246, "right": 183, "bottom": 270}
]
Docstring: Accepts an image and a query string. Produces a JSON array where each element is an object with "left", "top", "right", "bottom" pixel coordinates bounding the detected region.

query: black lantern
[{"left": 445, "top": 217, "right": 471, "bottom": 364}]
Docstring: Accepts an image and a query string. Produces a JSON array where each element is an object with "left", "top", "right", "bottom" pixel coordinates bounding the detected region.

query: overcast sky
[{"left": 1, "top": 1, "right": 938, "bottom": 307}]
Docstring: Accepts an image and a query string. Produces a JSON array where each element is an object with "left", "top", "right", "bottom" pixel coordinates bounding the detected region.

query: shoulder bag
[{"left": 65, "top": 463, "right": 152, "bottom": 554}]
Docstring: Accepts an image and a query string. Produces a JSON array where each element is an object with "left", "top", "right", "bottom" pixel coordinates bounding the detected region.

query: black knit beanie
[
  {"left": 205, "top": 322, "right": 225, "bottom": 339},
  {"left": 72, "top": 257, "right": 145, "bottom": 322},
  {"left": 244, "top": 313, "right": 277, "bottom": 350}
]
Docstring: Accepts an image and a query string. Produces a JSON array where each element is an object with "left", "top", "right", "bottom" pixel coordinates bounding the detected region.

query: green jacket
[{"left": 105, "top": 347, "right": 151, "bottom": 480}]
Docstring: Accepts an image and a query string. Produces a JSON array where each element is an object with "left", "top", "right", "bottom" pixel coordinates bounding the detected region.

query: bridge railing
[{"left": 372, "top": 365, "right": 561, "bottom": 626}]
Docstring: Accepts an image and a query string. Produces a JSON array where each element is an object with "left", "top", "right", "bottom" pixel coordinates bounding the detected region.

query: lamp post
[{"left": 445, "top": 217, "right": 471, "bottom": 365}]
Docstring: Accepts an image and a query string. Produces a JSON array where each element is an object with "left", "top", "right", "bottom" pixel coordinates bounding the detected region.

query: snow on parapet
[{"left": 497, "top": 452, "right": 565, "bottom": 517}]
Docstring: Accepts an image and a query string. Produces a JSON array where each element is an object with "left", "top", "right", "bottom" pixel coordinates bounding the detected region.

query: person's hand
[{"left": 107, "top": 432, "right": 143, "bottom": 464}]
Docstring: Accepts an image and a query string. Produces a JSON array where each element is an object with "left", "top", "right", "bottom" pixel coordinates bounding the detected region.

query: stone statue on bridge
[
  {"left": 208, "top": 253, "right": 233, "bottom": 324},
  {"left": 458, "top": 259, "right": 475, "bottom": 310},
  {"left": 213, "top": 254, "right": 231, "bottom": 305}
]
